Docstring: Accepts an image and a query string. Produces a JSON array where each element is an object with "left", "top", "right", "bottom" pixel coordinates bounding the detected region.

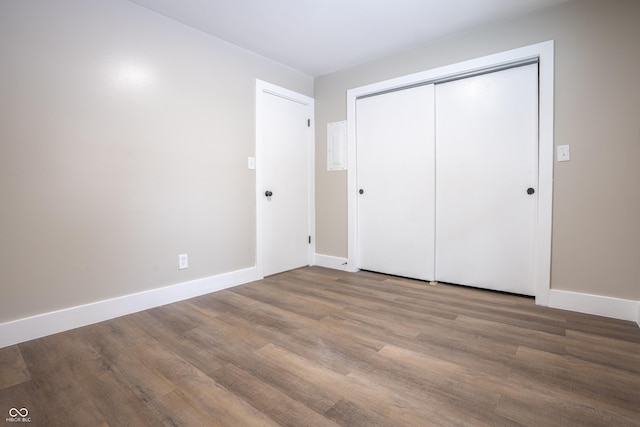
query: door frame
[
  {"left": 346, "top": 41, "right": 554, "bottom": 306},
  {"left": 255, "top": 80, "right": 315, "bottom": 278}
]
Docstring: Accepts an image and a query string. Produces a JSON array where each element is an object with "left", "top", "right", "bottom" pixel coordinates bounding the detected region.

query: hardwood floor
[{"left": 1, "top": 266, "right": 639, "bottom": 426}]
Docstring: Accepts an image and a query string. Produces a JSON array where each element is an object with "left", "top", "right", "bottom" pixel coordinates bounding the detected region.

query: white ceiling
[{"left": 128, "top": 0, "right": 567, "bottom": 76}]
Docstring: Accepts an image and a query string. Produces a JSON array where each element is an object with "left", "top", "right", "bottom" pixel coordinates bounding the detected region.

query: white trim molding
[
  {"left": 346, "top": 41, "right": 555, "bottom": 305},
  {"left": 313, "top": 253, "right": 349, "bottom": 270},
  {"left": 0, "top": 267, "right": 261, "bottom": 349},
  {"left": 548, "top": 289, "right": 640, "bottom": 323}
]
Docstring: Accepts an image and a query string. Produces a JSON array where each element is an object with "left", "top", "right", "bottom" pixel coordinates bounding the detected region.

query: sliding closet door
[
  {"left": 435, "top": 64, "right": 538, "bottom": 295},
  {"left": 356, "top": 85, "right": 435, "bottom": 280}
]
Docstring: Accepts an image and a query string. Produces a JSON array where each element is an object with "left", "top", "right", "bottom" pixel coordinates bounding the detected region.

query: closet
[
  {"left": 355, "top": 63, "right": 538, "bottom": 296},
  {"left": 357, "top": 84, "right": 436, "bottom": 281}
]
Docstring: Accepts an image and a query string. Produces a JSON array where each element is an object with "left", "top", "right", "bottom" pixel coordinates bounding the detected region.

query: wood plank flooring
[{"left": 1, "top": 266, "right": 639, "bottom": 426}]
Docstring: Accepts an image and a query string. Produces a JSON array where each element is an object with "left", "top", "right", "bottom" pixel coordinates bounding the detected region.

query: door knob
[
  {"left": 265, "top": 190, "right": 273, "bottom": 197},
  {"left": 527, "top": 188, "right": 535, "bottom": 195},
  {"left": 359, "top": 189, "right": 364, "bottom": 195}
]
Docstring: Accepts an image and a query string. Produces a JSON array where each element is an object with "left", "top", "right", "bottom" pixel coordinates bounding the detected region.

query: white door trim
[
  {"left": 346, "top": 41, "right": 554, "bottom": 306},
  {"left": 255, "top": 80, "right": 315, "bottom": 278}
]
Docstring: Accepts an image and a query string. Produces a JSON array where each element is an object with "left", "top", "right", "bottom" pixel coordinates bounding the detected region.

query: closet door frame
[{"left": 346, "top": 40, "right": 554, "bottom": 306}]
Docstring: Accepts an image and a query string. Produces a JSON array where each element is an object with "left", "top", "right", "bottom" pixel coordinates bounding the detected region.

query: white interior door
[
  {"left": 435, "top": 64, "right": 538, "bottom": 295},
  {"left": 356, "top": 84, "right": 436, "bottom": 280},
  {"left": 260, "top": 86, "right": 312, "bottom": 276}
]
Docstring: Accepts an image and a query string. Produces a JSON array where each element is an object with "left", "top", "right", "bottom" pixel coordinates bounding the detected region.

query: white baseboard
[
  {"left": 548, "top": 289, "right": 639, "bottom": 324},
  {"left": 313, "top": 253, "right": 349, "bottom": 271},
  {"left": 4, "top": 269, "right": 636, "bottom": 349},
  {"left": 0, "top": 266, "right": 261, "bottom": 349}
]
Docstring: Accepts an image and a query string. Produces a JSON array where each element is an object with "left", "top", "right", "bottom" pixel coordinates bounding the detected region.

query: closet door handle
[{"left": 527, "top": 188, "right": 535, "bottom": 195}]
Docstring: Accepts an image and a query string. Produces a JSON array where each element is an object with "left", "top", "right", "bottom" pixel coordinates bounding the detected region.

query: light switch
[
  {"left": 557, "top": 145, "right": 570, "bottom": 162},
  {"left": 248, "top": 156, "right": 256, "bottom": 170}
]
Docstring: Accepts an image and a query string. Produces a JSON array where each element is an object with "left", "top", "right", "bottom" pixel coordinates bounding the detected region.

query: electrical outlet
[{"left": 178, "top": 254, "right": 188, "bottom": 270}]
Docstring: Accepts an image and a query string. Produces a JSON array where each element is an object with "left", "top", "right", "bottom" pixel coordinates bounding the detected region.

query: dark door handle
[
  {"left": 359, "top": 189, "right": 364, "bottom": 195},
  {"left": 527, "top": 188, "right": 535, "bottom": 195},
  {"left": 265, "top": 190, "right": 273, "bottom": 197}
]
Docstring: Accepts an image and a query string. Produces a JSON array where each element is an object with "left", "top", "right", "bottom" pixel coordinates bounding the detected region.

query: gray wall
[
  {"left": 0, "top": 0, "right": 312, "bottom": 323},
  {"left": 314, "top": 0, "right": 640, "bottom": 300}
]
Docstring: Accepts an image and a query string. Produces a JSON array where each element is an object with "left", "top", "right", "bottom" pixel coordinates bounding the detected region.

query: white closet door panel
[
  {"left": 356, "top": 85, "right": 435, "bottom": 280},
  {"left": 435, "top": 65, "right": 538, "bottom": 295}
]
